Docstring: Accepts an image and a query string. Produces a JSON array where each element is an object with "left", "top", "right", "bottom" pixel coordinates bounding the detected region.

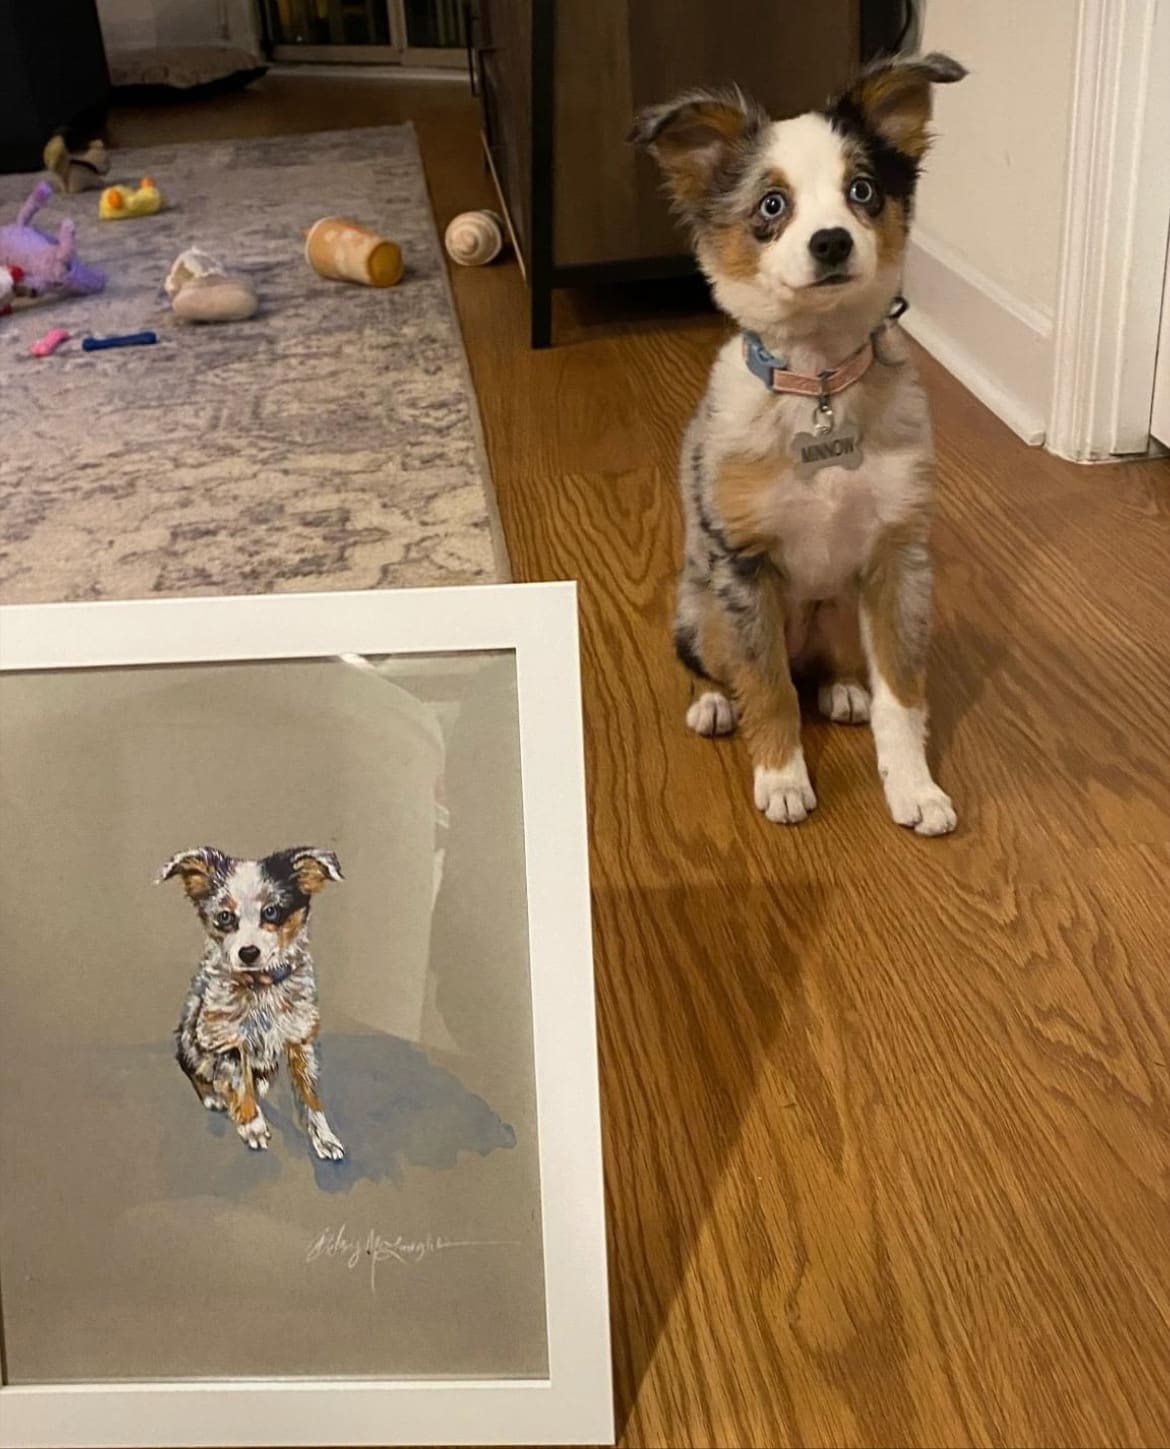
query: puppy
[
  {"left": 157, "top": 845, "right": 346, "bottom": 1159},
  {"left": 632, "top": 53, "right": 966, "bottom": 834}
]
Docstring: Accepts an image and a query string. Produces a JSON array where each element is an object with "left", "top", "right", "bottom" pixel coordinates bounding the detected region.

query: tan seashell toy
[{"left": 444, "top": 210, "right": 506, "bottom": 267}]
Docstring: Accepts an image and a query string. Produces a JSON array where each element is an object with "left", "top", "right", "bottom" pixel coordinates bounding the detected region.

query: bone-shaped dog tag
[{"left": 792, "top": 422, "right": 864, "bottom": 480}]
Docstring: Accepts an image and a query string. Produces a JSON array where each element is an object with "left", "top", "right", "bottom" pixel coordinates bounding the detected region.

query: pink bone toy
[{"left": 30, "top": 327, "right": 71, "bottom": 357}]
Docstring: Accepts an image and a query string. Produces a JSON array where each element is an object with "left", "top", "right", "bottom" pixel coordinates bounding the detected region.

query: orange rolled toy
[{"left": 304, "top": 216, "right": 404, "bottom": 287}]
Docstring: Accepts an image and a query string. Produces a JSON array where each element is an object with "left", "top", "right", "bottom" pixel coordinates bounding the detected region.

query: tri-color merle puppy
[
  {"left": 632, "top": 53, "right": 966, "bottom": 835},
  {"left": 156, "top": 845, "right": 345, "bottom": 1158}
]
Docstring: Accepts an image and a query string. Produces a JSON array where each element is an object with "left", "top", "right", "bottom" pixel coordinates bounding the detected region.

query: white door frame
[
  {"left": 1153, "top": 247, "right": 1170, "bottom": 446},
  {"left": 1048, "top": 0, "right": 1170, "bottom": 462}
]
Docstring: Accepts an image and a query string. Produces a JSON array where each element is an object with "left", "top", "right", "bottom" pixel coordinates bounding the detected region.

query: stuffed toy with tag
[
  {"left": 0, "top": 263, "right": 21, "bottom": 314},
  {"left": 0, "top": 181, "right": 106, "bottom": 297}
]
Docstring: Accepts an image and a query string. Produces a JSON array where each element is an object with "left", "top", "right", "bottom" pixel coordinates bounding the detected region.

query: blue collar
[
  {"left": 743, "top": 330, "right": 790, "bottom": 387},
  {"left": 241, "top": 961, "right": 295, "bottom": 988},
  {"left": 742, "top": 294, "right": 909, "bottom": 392}
]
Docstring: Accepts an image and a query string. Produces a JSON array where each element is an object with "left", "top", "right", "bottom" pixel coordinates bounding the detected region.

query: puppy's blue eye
[
  {"left": 261, "top": 904, "right": 280, "bottom": 924},
  {"left": 849, "top": 177, "right": 878, "bottom": 206},
  {"left": 214, "top": 909, "right": 235, "bottom": 930},
  {"left": 758, "top": 190, "right": 787, "bottom": 220}
]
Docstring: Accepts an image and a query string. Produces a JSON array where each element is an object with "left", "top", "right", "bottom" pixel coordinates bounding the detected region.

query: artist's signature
[{"left": 305, "top": 1224, "right": 516, "bottom": 1292}]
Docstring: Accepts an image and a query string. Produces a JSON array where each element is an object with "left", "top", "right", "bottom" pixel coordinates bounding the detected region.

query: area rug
[{"left": 0, "top": 125, "right": 507, "bottom": 604}]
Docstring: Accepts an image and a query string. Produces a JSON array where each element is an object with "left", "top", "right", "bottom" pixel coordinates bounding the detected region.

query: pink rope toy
[{"left": 30, "top": 327, "right": 71, "bottom": 357}]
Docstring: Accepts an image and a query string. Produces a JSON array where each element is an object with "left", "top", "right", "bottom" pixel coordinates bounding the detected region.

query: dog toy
[
  {"left": 444, "top": 209, "right": 505, "bottom": 266},
  {"left": 0, "top": 182, "right": 105, "bottom": 297},
  {"left": 43, "top": 134, "right": 110, "bottom": 194},
  {"left": 99, "top": 177, "right": 164, "bottom": 220},
  {"left": 30, "top": 327, "right": 71, "bottom": 357},
  {"left": 82, "top": 330, "right": 157, "bottom": 351},
  {"left": 0, "top": 264, "right": 21, "bottom": 314},
  {"left": 305, "top": 216, "right": 403, "bottom": 287},
  {"left": 164, "top": 248, "right": 258, "bottom": 322}
]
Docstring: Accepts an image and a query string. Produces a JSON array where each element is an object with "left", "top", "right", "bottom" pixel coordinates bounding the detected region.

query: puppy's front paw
[
  {"left": 686, "top": 690, "right": 737, "bottom": 737},
  {"left": 308, "top": 1113, "right": 345, "bottom": 1161},
  {"left": 754, "top": 759, "right": 817, "bottom": 824},
  {"left": 237, "top": 1111, "right": 270, "bottom": 1151},
  {"left": 884, "top": 779, "right": 957, "bottom": 836},
  {"left": 818, "top": 681, "right": 870, "bottom": 724},
  {"left": 202, "top": 1093, "right": 227, "bottom": 1112}
]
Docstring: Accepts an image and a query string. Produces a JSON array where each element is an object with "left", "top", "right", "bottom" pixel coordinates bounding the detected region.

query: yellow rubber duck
[{"left": 99, "top": 176, "right": 164, "bottom": 220}]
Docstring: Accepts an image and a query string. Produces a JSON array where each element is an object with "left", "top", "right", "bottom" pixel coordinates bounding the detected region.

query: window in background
[
  {"left": 263, "top": 0, "right": 467, "bottom": 64},
  {"left": 403, "top": 0, "right": 467, "bottom": 48}
]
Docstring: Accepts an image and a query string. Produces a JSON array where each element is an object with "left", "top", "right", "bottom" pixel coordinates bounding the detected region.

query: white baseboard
[{"left": 901, "top": 229, "right": 1052, "bottom": 447}]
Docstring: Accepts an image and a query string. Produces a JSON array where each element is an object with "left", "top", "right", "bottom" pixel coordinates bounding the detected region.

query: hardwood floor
[{"left": 111, "top": 76, "right": 1170, "bottom": 1448}]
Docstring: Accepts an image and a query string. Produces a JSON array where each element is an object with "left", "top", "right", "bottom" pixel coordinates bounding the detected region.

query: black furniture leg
[
  {"left": 530, "top": 278, "right": 552, "bottom": 350},
  {"left": 0, "top": 0, "right": 110, "bottom": 174},
  {"left": 528, "top": 0, "right": 554, "bottom": 350}
]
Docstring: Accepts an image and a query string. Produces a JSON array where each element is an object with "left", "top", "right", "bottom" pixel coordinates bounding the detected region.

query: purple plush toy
[{"left": 0, "top": 180, "right": 105, "bottom": 298}]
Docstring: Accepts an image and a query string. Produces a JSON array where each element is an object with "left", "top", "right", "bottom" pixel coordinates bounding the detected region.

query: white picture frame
[{"left": 0, "top": 583, "right": 613, "bottom": 1449}]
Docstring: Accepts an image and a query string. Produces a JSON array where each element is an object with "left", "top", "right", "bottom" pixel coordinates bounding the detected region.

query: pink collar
[{"left": 742, "top": 296, "right": 907, "bottom": 399}]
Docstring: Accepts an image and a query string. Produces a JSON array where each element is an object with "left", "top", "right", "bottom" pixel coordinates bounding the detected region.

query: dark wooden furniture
[
  {"left": 0, "top": 0, "right": 110, "bottom": 174},
  {"left": 471, "top": 0, "right": 906, "bottom": 346}
]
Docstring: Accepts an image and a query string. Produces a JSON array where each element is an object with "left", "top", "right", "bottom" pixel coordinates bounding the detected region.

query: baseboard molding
[
  {"left": 902, "top": 230, "right": 1051, "bottom": 447},
  {"left": 268, "top": 62, "right": 468, "bottom": 82}
]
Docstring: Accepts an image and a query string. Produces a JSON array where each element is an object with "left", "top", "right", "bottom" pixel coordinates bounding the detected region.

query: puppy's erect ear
[
  {"left": 155, "top": 846, "right": 227, "bottom": 901},
  {"left": 287, "top": 848, "right": 343, "bottom": 895},
  {"left": 832, "top": 52, "right": 966, "bottom": 160},
  {"left": 629, "top": 87, "right": 767, "bottom": 217}
]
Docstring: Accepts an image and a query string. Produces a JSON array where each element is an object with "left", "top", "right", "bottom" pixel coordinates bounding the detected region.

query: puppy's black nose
[
  {"left": 809, "top": 227, "right": 854, "bottom": 267},
  {"left": 238, "top": 945, "right": 261, "bottom": 966}
]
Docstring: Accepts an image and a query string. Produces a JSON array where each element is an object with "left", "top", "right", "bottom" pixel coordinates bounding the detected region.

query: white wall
[
  {"left": 916, "top": 0, "right": 1076, "bottom": 317},
  {"left": 96, "top": 0, "right": 157, "bottom": 50},
  {"left": 901, "top": 0, "right": 1079, "bottom": 444},
  {"left": 154, "top": 0, "right": 260, "bottom": 49},
  {"left": 96, "top": 0, "right": 259, "bottom": 52}
]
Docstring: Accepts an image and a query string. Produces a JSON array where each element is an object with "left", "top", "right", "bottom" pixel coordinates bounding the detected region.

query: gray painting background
[{"left": 0, "top": 653, "right": 546, "bottom": 1383}]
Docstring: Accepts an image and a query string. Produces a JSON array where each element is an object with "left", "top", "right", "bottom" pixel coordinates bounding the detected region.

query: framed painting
[{"left": 0, "top": 584, "right": 612, "bottom": 1448}]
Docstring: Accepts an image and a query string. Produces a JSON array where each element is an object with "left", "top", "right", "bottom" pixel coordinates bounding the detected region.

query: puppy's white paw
[
  {"left": 818, "top": 680, "right": 870, "bottom": 724},
  {"left": 308, "top": 1112, "right": 345, "bottom": 1161},
  {"left": 202, "top": 1093, "right": 227, "bottom": 1112},
  {"left": 884, "top": 779, "right": 957, "bottom": 836},
  {"left": 754, "top": 759, "right": 817, "bottom": 825},
  {"left": 237, "top": 1112, "right": 270, "bottom": 1151},
  {"left": 686, "top": 691, "right": 737, "bottom": 737}
]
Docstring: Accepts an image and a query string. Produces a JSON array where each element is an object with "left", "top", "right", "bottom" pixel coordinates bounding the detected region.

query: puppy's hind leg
[
  {"left": 287, "top": 1040, "right": 345, "bottom": 1161},
  {"left": 811, "top": 596, "right": 871, "bottom": 725},
  {"left": 176, "top": 1018, "right": 226, "bottom": 1112},
  {"left": 677, "top": 577, "right": 738, "bottom": 738},
  {"left": 187, "top": 1063, "right": 227, "bottom": 1112}
]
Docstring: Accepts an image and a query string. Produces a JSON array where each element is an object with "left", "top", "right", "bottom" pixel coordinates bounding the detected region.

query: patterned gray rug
[{"left": 0, "top": 126, "right": 507, "bottom": 604}]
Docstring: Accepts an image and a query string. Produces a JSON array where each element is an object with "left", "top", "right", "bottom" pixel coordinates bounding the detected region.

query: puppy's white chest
[
  {"left": 196, "top": 978, "right": 317, "bottom": 1054},
  {"left": 764, "top": 467, "right": 878, "bottom": 600}
]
